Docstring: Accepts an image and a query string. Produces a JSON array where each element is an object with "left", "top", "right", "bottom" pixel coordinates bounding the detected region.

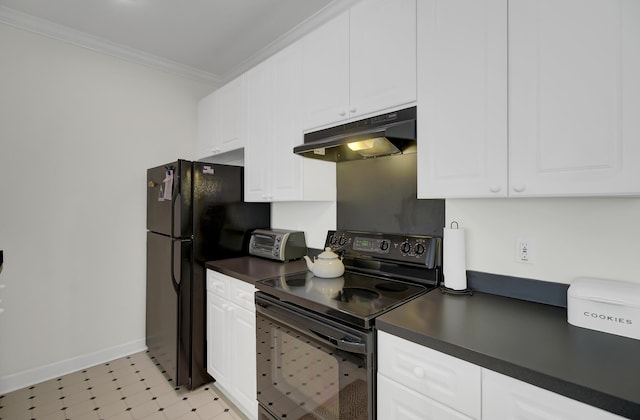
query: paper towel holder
[{"left": 441, "top": 221, "right": 473, "bottom": 296}]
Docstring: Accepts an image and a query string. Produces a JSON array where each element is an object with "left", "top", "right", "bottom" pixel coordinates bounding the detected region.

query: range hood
[{"left": 294, "top": 106, "right": 416, "bottom": 162}]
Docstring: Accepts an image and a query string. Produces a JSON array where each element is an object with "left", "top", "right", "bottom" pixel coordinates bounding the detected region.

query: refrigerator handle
[{"left": 170, "top": 239, "right": 181, "bottom": 293}]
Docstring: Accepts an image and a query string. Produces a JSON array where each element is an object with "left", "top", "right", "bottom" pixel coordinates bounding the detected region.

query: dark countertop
[
  {"left": 205, "top": 256, "right": 308, "bottom": 285},
  {"left": 376, "top": 290, "right": 640, "bottom": 419}
]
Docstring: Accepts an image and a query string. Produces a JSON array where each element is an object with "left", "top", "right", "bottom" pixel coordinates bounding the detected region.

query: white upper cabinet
[
  {"left": 302, "top": 0, "right": 417, "bottom": 131},
  {"left": 417, "top": 0, "right": 508, "bottom": 198},
  {"left": 196, "top": 90, "right": 219, "bottom": 160},
  {"left": 349, "top": 0, "right": 417, "bottom": 119},
  {"left": 301, "top": 12, "right": 350, "bottom": 130},
  {"left": 216, "top": 75, "right": 245, "bottom": 153},
  {"left": 196, "top": 74, "right": 245, "bottom": 160},
  {"left": 418, "top": 0, "right": 640, "bottom": 198},
  {"left": 245, "top": 42, "right": 336, "bottom": 202},
  {"left": 508, "top": 0, "right": 640, "bottom": 197},
  {"left": 244, "top": 58, "right": 275, "bottom": 202}
]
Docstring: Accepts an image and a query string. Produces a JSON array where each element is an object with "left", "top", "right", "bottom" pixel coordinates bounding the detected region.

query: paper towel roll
[{"left": 443, "top": 226, "right": 467, "bottom": 290}]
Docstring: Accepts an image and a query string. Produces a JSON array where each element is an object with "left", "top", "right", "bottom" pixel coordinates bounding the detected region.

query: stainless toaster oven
[{"left": 249, "top": 229, "right": 307, "bottom": 262}]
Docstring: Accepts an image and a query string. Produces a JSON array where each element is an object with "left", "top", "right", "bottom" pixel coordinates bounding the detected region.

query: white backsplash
[
  {"left": 446, "top": 197, "right": 640, "bottom": 285},
  {"left": 271, "top": 201, "right": 337, "bottom": 249}
]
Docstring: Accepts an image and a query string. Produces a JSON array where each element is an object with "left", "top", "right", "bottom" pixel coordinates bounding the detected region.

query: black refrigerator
[{"left": 146, "top": 160, "right": 270, "bottom": 390}]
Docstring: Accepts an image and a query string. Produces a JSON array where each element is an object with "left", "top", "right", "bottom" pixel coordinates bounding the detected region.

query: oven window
[
  {"left": 256, "top": 311, "right": 369, "bottom": 420},
  {"left": 253, "top": 234, "right": 276, "bottom": 250}
]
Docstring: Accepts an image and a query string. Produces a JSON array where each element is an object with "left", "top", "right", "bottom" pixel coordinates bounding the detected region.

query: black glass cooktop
[{"left": 255, "top": 270, "right": 429, "bottom": 329}]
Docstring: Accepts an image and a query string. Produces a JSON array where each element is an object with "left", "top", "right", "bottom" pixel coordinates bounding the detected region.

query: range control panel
[{"left": 325, "top": 230, "right": 441, "bottom": 269}]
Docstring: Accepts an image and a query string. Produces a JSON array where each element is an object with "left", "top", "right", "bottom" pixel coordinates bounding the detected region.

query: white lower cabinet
[
  {"left": 377, "top": 374, "right": 474, "bottom": 420},
  {"left": 377, "top": 331, "right": 624, "bottom": 420},
  {"left": 377, "top": 331, "right": 481, "bottom": 419},
  {"left": 206, "top": 270, "right": 257, "bottom": 420},
  {"left": 482, "top": 369, "right": 624, "bottom": 420}
]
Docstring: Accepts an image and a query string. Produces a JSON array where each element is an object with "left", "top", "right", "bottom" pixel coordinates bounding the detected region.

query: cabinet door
[
  {"left": 377, "top": 331, "right": 481, "bottom": 419},
  {"left": 301, "top": 11, "right": 350, "bottom": 130},
  {"left": 349, "top": 0, "right": 417, "bottom": 118},
  {"left": 417, "top": 0, "right": 508, "bottom": 198},
  {"left": 206, "top": 292, "right": 230, "bottom": 388},
  {"left": 196, "top": 91, "right": 219, "bottom": 159},
  {"left": 509, "top": 0, "right": 640, "bottom": 196},
  {"left": 272, "top": 42, "right": 304, "bottom": 201},
  {"left": 230, "top": 306, "right": 258, "bottom": 420},
  {"left": 217, "top": 74, "right": 245, "bottom": 153},
  {"left": 482, "top": 369, "right": 625, "bottom": 420},
  {"left": 377, "top": 374, "right": 475, "bottom": 420},
  {"left": 244, "top": 60, "right": 274, "bottom": 202}
]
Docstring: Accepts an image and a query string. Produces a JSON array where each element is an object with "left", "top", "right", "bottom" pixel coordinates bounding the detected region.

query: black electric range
[
  {"left": 254, "top": 230, "right": 442, "bottom": 420},
  {"left": 255, "top": 229, "right": 442, "bottom": 329}
]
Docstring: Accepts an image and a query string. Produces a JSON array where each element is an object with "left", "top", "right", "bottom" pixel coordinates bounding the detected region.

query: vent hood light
[
  {"left": 347, "top": 137, "right": 400, "bottom": 157},
  {"left": 294, "top": 107, "right": 417, "bottom": 162}
]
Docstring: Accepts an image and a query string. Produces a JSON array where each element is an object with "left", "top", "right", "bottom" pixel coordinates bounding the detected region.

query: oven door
[{"left": 255, "top": 292, "right": 374, "bottom": 420}]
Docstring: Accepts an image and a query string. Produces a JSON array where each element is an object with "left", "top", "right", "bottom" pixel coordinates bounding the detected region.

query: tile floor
[{"left": 0, "top": 351, "right": 246, "bottom": 420}]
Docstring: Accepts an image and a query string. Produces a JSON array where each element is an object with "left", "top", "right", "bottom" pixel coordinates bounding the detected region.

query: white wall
[
  {"left": 0, "top": 22, "right": 216, "bottom": 392},
  {"left": 271, "top": 202, "right": 337, "bottom": 249},
  {"left": 446, "top": 198, "right": 640, "bottom": 285}
]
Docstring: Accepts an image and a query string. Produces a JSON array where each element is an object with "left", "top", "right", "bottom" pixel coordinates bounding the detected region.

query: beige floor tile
[
  {"left": 184, "top": 389, "right": 217, "bottom": 410},
  {"left": 61, "top": 389, "right": 94, "bottom": 407},
  {"left": 195, "top": 400, "right": 227, "bottom": 420},
  {"left": 115, "top": 372, "right": 143, "bottom": 388},
  {"left": 146, "top": 380, "right": 177, "bottom": 398},
  {"left": 39, "top": 409, "right": 69, "bottom": 420},
  {"left": 72, "top": 410, "right": 101, "bottom": 420},
  {"left": 89, "top": 379, "right": 120, "bottom": 396},
  {"left": 177, "top": 412, "right": 201, "bottom": 420},
  {"left": 105, "top": 410, "right": 134, "bottom": 420},
  {"left": 93, "top": 389, "right": 123, "bottom": 408},
  {"left": 163, "top": 400, "right": 193, "bottom": 420},
  {"left": 154, "top": 391, "right": 182, "bottom": 410},
  {"left": 31, "top": 397, "right": 65, "bottom": 417},
  {"left": 118, "top": 379, "right": 149, "bottom": 397},
  {"left": 121, "top": 389, "right": 154, "bottom": 409},
  {"left": 63, "top": 380, "right": 94, "bottom": 397},
  {"left": 0, "top": 403, "right": 32, "bottom": 419},
  {"left": 141, "top": 411, "right": 167, "bottom": 420},
  {"left": 0, "top": 353, "right": 244, "bottom": 420},
  {"left": 95, "top": 398, "right": 129, "bottom": 418},
  {"left": 63, "top": 399, "right": 96, "bottom": 418},
  {"left": 129, "top": 399, "right": 161, "bottom": 419}
]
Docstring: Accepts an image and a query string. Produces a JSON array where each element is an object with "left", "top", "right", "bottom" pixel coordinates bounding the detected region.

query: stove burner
[
  {"left": 337, "top": 287, "right": 380, "bottom": 302},
  {"left": 285, "top": 278, "right": 306, "bottom": 287},
  {"left": 375, "top": 283, "right": 409, "bottom": 292}
]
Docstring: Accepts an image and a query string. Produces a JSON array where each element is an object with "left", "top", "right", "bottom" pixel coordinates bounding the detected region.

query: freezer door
[
  {"left": 147, "top": 160, "right": 193, "bottom": 238},
  {"left": 146, "top": 231, "right": 192, "bottom": 387}
]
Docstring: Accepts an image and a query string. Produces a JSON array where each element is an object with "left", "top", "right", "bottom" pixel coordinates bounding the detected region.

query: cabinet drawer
[
  {"left": 377, "top": 374, "right": 474, "bottom": 420},
  {"left": 206, "top": 269, "right": 230, "bottom": 297},
  {"left": 482, "top": 369, "right": 625, "bottom": 420},
  {"left": 377, "top": 331, "right": 481, "bottom": 419},
  {"left": 229, "top": 278, "right": 256, "bottom": 311}
]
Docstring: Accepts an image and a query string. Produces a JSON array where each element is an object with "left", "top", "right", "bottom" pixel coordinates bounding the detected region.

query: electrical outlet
[{"left": 516, "top": 238, "right": 535, "bottom": 263}]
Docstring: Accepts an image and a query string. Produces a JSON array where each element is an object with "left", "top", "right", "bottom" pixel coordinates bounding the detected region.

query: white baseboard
[{"left": 0, "top": 339, "right": 147, "bottom": 395}]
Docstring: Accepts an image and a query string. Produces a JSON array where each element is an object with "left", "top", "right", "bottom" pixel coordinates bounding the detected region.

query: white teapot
[{"left": 303, "top": 247, "right": 345, "bottom": 278}]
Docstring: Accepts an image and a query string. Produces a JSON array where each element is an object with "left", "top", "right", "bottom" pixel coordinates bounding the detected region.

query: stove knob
[
  {"left": 380, "top": 240, "right": 389, "bottom": 251},
  {"left": 400, "top": 241, "right": 411, "bottom": 254},
  {"left": 415, "top": 243, "right": 426, "bottom": 255},
  {"left": 338, "top": 236, "right": 347, "bottom": 246}
]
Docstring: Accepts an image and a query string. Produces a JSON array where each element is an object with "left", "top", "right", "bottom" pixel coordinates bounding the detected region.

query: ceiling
[{"left": 0, "top": 0, "right": 359, "bottom": 84}]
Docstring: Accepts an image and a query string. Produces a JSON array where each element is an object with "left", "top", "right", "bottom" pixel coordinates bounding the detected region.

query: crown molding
[
  {"left": 221, "top": 0, "right": 362, "bottom": 83},
  {"left": 0, "top": 5, "right": 222, "bottom": 84},
  {"left": 0, "top": 0, "right": 362, "bottom": 86}
]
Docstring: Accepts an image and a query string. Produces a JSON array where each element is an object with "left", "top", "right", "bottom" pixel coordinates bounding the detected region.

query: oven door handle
[{"left": 309, "top": 329, "right": 367, "bottom": 355}]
